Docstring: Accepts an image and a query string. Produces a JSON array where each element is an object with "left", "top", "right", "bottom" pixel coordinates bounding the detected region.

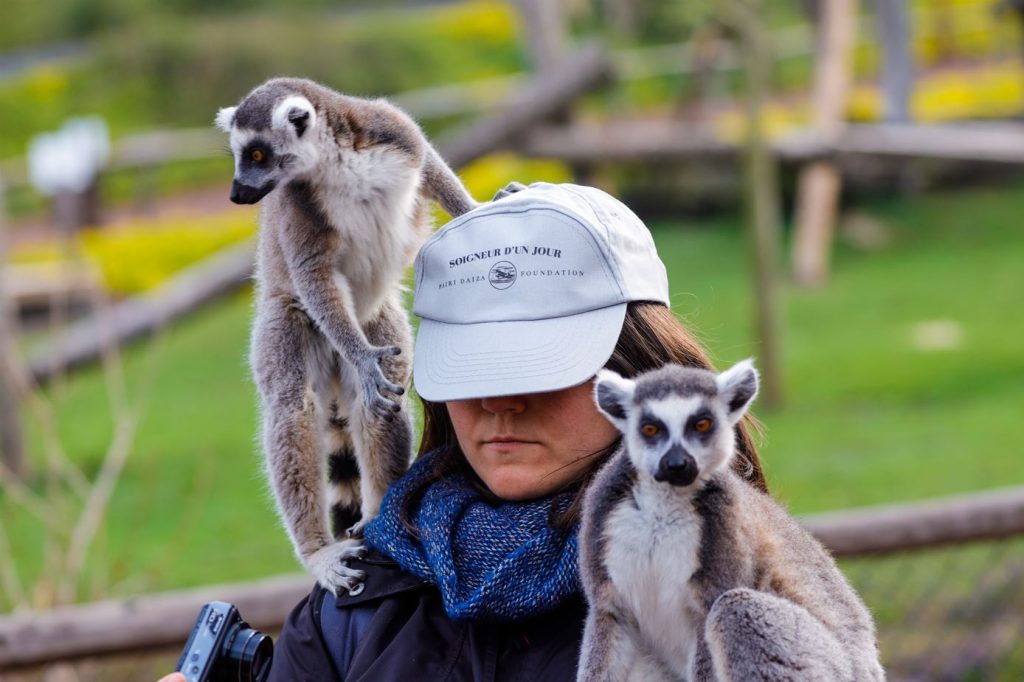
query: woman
[
  {"left": 164, "top": 182, "right": 764, "bottom": 682},
  {"left": 269, "top": 182, "right": 766, "bottom": 681}
]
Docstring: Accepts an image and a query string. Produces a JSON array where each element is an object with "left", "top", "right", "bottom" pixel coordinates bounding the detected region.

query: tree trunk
[
  {"left": 791, "top": 0, "right": 858, "bottom": 286},
  {"left": 722, "top": 0, "right": 785, "bottom": 410},
  {"left": 514, "top": 0, "right": 567, "bottom": 74}
]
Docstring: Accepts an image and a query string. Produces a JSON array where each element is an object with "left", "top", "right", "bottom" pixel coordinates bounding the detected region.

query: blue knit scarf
[{"left": 363, "top": 450, "right": 581, "bottom": 622}]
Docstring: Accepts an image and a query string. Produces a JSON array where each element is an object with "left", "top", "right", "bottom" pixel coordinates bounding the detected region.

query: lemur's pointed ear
[
  {"left": 272, "top": 96, "right": 316, "bottom": 138},
  {"left": 716, "top": 359, "right": 759, "bottom": 424},
  {"left": 594, "top": 370, "right": 635, "bottom": 432},
  {"left": 215, "top": 106, "right": 237, "bottom": 133}
]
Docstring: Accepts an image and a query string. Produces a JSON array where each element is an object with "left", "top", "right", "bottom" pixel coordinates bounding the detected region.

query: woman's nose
[{"left": 480, "top": 394, "right": 527, "bottom": 414}]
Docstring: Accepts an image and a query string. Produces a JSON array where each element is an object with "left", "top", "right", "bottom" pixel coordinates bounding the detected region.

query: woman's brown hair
[{"left": 403, "top": 302, "right": 766, "bottom": 533}]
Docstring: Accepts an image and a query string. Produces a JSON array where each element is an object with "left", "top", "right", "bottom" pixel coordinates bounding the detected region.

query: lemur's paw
[
  {"left": 346, "top": 517, "right": 371, "bottom": 538},
  {"left": 360, "top": 366, "right": 403, "bottom": 419},
  {"left": 363, "top": 387, "right": 401, "bottom": 420},
  {"left": 307, "top": 539, "right": 368, "bottom": 596},
  {"left": 356, "top": 351, "right": 405, "bottom": 419}
]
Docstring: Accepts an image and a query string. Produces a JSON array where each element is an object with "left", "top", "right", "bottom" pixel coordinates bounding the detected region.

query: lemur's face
[
  {"left": 215, "top": 94, "right": 321, "bottom": 204},
  {"left": 595, "top": 361, "right": 759, "bottom": 488}
]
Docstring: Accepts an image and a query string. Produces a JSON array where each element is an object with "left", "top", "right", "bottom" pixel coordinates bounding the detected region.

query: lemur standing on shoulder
[
  {"left": 216, "top": 78, "right": 476, "bottom": 594},
  {"left": 580, "top": 360, "right": 885, "bottom": 681}
]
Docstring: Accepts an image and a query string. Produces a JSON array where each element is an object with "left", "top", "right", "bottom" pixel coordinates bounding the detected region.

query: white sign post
[{"left": 27, "top": 117, "right": 110, "bottom": 233}]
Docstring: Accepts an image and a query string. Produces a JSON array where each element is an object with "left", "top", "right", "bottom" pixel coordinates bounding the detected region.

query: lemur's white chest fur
[
  {"left": 603, "top": 477, "right": 705, "bottom": 679},
  {"left": 315, "top": 145, "right": 423, "bottom": 323}
]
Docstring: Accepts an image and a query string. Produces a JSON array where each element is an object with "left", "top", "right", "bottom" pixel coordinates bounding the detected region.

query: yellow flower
[
  {"left": 12, "top": 208, "right": 258, "bottom": 297},
  {"left": 430, "top": 1, "right": 518, "bottom": 45},
  {"left": 22, "top": 66, "right": 69, "bottom": 104},
  {"left": 431, "top": 153, "right": 572, "bottom": 224}
]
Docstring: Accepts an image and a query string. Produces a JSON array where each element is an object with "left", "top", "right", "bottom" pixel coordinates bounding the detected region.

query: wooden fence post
[
  {"left": 722, "top": 0, "right": 785, "bottom": 410},
  {"left": 791, "top": 0, "right": 858, "bottom": 286},
  {"left": 0, "top": 174, "right": 25, "bottom": 478},
  {"left": 513, "top": 0, "right": 603, "bottom": 186},
  {"left": 515, "top": 0, "right": 567, "bottom": 74}
]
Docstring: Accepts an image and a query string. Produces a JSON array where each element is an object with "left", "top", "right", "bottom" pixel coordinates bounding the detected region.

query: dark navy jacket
[{"left": 267, "top": 550, "right": 587, "bottom": 681}]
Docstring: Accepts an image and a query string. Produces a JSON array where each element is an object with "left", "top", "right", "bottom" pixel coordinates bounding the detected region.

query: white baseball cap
[{"left": 412, "top": 182, "right": 670, "bottom": 401}]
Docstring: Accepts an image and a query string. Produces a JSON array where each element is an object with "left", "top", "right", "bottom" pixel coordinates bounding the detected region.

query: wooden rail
[
  {"left": 803, "top": 485, "right": 1024, "bottom": 557},
  {"left": 8, "top": 121, "right": 1018, "bottom": 198},
  {"left": 517, "top": 121, "right": 1024, "bottom": 165},
  {"left": 26, "top": 239, "right": 255, "bottom": 385},
  {"left": 0, "top": 573, "right": 311, "bottom": 670},
  {"left": 435, "top": 42, "right": 611, "bottom": 169},
  {"left": 1, "top": 485, "right": 1022, "bottom": 670}
]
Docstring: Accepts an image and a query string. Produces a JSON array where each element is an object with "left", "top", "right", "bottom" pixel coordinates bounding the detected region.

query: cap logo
[{"left": 488, "top": 261, "right": 517, "bottom": 290}]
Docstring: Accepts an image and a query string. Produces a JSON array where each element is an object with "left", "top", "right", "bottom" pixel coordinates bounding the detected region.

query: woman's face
[{"left": 446, "top": 379, "right": 620, "bottom": 501}]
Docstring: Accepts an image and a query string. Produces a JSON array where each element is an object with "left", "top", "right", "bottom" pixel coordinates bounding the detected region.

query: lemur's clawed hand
[
  {"left": 306, "top": 539, "right": 368, "bottom": 596},
  {"left": 357, "top": 345, "right": 404, "bottom": 419}
]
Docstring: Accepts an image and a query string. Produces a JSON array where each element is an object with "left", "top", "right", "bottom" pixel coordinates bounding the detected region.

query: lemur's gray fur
[
  {"left": 216, "top": 77, "right": 476, "bottom": 594},
  {"left": 579, "top": 360, "right": 885, "bottom": 681}
]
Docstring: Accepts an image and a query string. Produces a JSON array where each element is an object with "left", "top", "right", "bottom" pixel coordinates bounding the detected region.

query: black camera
[{"left": 176, "top": 601, "right": 274, "bottom": 682}]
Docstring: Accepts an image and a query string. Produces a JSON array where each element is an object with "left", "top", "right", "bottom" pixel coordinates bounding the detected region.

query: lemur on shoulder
[
  {"left": 215, "top": 77, "right": 476, "bottom": 594},
  {"left": 579, "top": 360, "right": 885, "bottom": 681}
]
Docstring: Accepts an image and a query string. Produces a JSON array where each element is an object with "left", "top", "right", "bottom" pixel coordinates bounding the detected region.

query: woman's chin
[{"left": 480, "top": 468, "right": 558, "bottom": 502}]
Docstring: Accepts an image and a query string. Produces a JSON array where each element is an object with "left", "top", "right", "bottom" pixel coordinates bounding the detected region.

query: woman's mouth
[
  {"left": 483, "top": 436, "right": 538, "bottom": 450},
  {"left": 485, "top": 435, "right": 535, "bottom": 443}
]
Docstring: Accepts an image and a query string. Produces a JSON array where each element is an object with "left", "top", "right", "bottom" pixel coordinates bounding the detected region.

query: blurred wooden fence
[
  {"left": 516, "top": 120, "right": 1024, "bottom": 165},
  {"left": 1, "top": 485, "right": 1022, "bottom": 672},
  {"left": 7, "top": 117, "right": 1024, "bottom": 206}
]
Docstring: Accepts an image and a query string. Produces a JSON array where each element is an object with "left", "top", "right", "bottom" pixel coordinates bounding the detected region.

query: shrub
[
  {"left": 0, "top": 2, "right": 523, "bottom": 158},
  {"left": 11, "top": 208, "right": 257, "bottom": 296}
]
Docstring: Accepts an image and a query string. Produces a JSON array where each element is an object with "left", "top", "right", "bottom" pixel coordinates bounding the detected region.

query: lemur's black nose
[
  {"left": 655, "top": 447, "right": 698, "bottom": 487},
  {"left": 230, "top": 180, "right": 275, "bottom": 205}
]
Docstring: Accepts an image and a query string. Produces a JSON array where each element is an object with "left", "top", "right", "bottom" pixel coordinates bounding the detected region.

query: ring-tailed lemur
[
  {"left": 579, "top": 360, "right": 885, "bottom": 681},
  {"left": 215, "top": 77, "right": 477, "bottom": 594}
]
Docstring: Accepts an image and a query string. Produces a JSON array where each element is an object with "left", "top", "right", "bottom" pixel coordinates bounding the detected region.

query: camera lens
[{"left": 222, "top": 623, "right": 274, "bottom": 682}]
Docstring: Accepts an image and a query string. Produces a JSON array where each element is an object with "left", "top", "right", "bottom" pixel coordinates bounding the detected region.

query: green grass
[
  {"left": 4, "top": 289, "right": 298, "bottom": 604},
  {"left": 2, "top": 182, "right": 1023, "bottom": 608},
  {"left": 654, "top": 184, "right": 1024, "bottom": 513}
]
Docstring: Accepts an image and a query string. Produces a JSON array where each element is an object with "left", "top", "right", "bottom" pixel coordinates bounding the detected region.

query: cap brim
[{"left": 413, "top": 304, "right": 626, "bottom": 401}]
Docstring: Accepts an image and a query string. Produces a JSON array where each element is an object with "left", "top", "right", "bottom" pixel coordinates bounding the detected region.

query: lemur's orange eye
[
  {"left": 251, "top": 149, "right": 265, "bottom": 162},
  {"left": 695, "top": 418, "right": 712, "bottom": 433},
  {"left": 641, "top": 424, "right": 659, "bottom": 437}
]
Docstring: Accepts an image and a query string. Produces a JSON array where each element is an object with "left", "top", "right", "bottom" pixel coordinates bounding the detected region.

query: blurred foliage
[
  {"left": 3, "top": 0, "right": 1024, "bottom": 162},
  {"left": 711, "top": 58, "right": 1024, "bottom": 139},
  {"left": 613, "top": 0, "right": 1024, "bottom": 121},
  {"left": 587, "top": 0, "right": 802, "bottom": 43},
  {"left": 0, "top": 0, "right": 405, "bottom": 51},
  {"left": 458, "top": 153, "right": 573, "bottom": 204},
  {"left": 911, "top": 0, "right": 1019, "bottom": 64},
  {"left": 850, "top": 60, "right": 1024, "bottom": 122},
  {"left": 626, "top": 0, "right": 719, "bottom": 43},
  {"left": 10, "top": 208, "right": 256, "bottom": 295},
  {"left": 0, "top": 1, "right": 522, "bottom": 158},
  {"left": 90, "top": 1, "right": 522, "bottom": 125},
  {"left": 429, "top": 152, "right": 572, "bottom": 223}
]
